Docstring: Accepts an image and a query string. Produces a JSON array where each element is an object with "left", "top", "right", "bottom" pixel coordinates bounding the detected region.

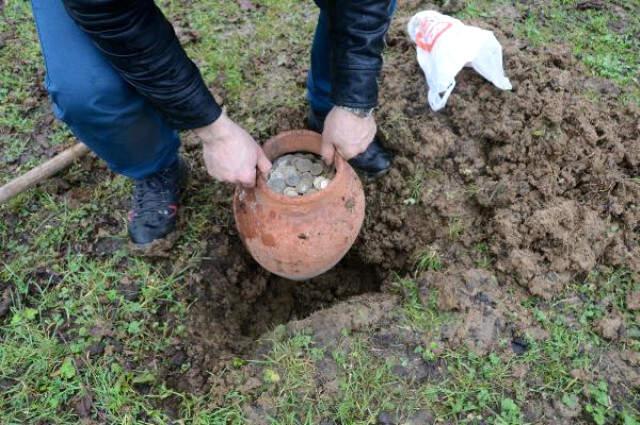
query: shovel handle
[{"left": 0, "top": 143, "right": 90, "bottom": 204}]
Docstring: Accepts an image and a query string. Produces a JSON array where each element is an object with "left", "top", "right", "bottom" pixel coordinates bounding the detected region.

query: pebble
[{"left": 267, "top": 152, "right": 334, "bottom": 196}]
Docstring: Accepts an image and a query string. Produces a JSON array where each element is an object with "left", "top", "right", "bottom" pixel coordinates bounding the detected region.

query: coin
[
  {"left": 267, "top": 177, "right": 286, "bottom": 193},
  {"left": 269, "top": 170, "right": 284, "bottom": 181},
  {"left": 310, "top": 162, "right": 324, "bottom": 176},
  {"left": 285, "top": 173, "right": 301, "bottom": 187},
  {"left": 294, "top": 158, "right": 312, "bottom": 173},
  {"left": 313, "top": 176, "right": 329, "bottom": 190},
  {"left": 283, "top": 187, "right": 299, "bottom": 197},
  {"left": 296, "top": 175, "right": 314, "bottom": 194},
  {"left": 276, "top": 154, "right": 294, "bottom": 167}
]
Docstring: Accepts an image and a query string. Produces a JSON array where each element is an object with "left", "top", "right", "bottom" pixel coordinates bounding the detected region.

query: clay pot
[{"left": 233, "top": 130, "right": 366, "bottom": 281}]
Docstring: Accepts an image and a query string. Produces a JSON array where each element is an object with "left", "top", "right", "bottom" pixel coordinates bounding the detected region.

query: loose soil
[
  {"left": 2, "top": 0, "right": 638, "bottom": 422},
  {"left": 156, "top": 2, "right": 639, "bottom": 421}
]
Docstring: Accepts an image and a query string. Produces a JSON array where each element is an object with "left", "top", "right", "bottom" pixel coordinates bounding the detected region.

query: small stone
[
  {"left": 310, "top": 162, "right": 324, "bottom": 176},
  {"left": 267, "top": 177, "right": 286, "bottom": 193},
  {"left": 313, "top": 176, "right": 329, "bottom": 190},
  {"left": 307, "top": 189, "right": 318, "bottom": 195},
  {"left": 294, "top": 158, "right": 312, "bottom": 173},
  {"left": 284, "top": 187, "right": 298, "bottom": 197}
]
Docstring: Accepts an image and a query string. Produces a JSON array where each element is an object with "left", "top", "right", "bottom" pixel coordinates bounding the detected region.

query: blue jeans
[
  {"left": 307, "top": 0, "right": 397, "bottom": 116},
  {"left": 32, "top": 1, "right": 395, "bottom": 179},
  {"left": 32, "top": 0, "right": 181, "bottom": 180}
]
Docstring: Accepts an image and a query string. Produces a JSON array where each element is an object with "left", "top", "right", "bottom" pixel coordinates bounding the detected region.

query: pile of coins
[{"left": 267, "top": 152, "right": 334, "bottom": 197}]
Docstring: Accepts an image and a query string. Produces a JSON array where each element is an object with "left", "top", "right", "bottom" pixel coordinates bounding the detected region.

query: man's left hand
[{"left": 321, "top": 106, "right": 376, "bottom": 165}]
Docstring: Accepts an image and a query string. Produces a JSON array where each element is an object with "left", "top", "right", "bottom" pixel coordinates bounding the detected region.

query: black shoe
[
  {"left": 306, "top": 109, "right": 393, "bottom": 179},
  {"left": 128, "top": 157, "right": 189, "bottom": 251}
]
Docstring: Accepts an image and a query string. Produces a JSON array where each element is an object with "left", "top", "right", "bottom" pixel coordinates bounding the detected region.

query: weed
[
  {"left": 404, "top": 167, "right": 425, "bottom": 206},
  {"left": 584, "top": 381, "right": 612, "bottom": 425},
  {"left": 448, "top": 217, "right": 464, "bottom": 240},
  {"left": 414, "top": 248, "right": 443, "bottom": 274},
  {"left": 473, "top": 242, "right": 493, "bottom": 269}
]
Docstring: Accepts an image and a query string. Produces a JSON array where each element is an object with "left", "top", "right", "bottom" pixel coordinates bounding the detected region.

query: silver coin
[
  {"left": 294, "top": 158, "right": 312, "bottom": 173},
  {"left": 280, "top": 165, "right": 296, "bottom": 176},
  {"left": 313, "top": 176, "right": 328, "bottom": 190},
  {"left": 276, "top": 154, "right": 295, "bottom": 167},
  {"left": 283, "top": 187, "right": 299, "bottom": 197},
  {"left": 267, "top": 177, "right": 286, "bottom": 193},
  {"left": 310, "top": 162, "right": 324, "bottom": 176},
  {"left": 269, "top": 170, "right": 284, "bottom": 181},
  {"left": 296, "top": 175, "right": 314, "bottom": 194},
  {"left": 285, "top": 173, "right": 301, "bottom": 187}
]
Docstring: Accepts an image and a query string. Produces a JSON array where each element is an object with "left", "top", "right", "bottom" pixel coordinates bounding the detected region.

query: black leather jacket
[{"left": 62, "top": 0, "right": 391, "bottom": 130}]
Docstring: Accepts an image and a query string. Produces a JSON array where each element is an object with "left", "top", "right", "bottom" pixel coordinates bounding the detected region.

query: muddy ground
[
  {"left": 1, "top": 0, "right": 639, "bottom": 423},
  {"left": 142, "top": 2, "right": 640, "bottom": 422}
]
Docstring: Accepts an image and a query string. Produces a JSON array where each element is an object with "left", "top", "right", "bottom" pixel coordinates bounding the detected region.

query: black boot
[
  {"left": 128, "top": 157, "right": 189, "bottom": 253},
  {"left": 306, "top": 110, "right": 393, "bottom": 179}
]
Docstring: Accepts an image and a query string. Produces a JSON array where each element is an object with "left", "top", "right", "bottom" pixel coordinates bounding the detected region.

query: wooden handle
[{"left": 0, "top": 143, "right": 90, "bottom": 204}]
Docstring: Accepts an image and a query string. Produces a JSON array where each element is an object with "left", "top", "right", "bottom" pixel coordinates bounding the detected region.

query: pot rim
[{"left": 256, "top": 130, "right": 350, "bottom": 206}]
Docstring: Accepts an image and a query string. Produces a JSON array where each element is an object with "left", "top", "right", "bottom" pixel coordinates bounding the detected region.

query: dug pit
[{"left": 163, "top": 230, "right": 385, "bottom": 393}]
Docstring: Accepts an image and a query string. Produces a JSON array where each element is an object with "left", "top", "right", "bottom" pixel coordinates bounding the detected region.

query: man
[{"left": 31, "top": 0, "right": 395, "bottom": 251}]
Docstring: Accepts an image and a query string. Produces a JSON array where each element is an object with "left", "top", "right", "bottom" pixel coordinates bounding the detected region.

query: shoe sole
[{"left": 128, "top": 230, "right": 179, "bottom": 257}]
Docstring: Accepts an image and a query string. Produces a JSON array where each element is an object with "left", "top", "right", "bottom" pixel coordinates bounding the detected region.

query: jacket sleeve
[
  {"left": 62, "top": 0, "right": 222, "bottom": 130},
  {"left": 327, "top": 0, "right": 391, "bottom": 109}
]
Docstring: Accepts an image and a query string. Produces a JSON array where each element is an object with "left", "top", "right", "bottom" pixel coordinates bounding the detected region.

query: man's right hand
[{"left": 195, "top": 113, "right": 272, "bottom": 188}]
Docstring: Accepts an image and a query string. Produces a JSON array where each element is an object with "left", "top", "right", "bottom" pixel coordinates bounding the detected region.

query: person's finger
[
  {"left": 355, "top": 139, "right": 372, "bottom": 157},
  {"left": 238, "top": 168, "right": 257, "bottom": 188},
  {"left": 321, "top": 138, "right": 336, "bottom": 165},
  {"left": 256, "top": 148, "right": 272, "bottom": 175}
]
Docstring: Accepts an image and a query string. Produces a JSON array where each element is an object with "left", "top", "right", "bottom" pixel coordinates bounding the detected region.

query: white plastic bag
[{"left": 407, "top": 10, "right": 512, "bottom": 111}]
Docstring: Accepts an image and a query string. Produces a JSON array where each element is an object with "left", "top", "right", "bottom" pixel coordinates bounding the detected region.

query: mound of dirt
[{"left": 362, "top": 15, "right": 639, "bottom": 300}]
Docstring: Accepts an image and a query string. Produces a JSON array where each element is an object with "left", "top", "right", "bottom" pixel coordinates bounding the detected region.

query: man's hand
[
  {"left": 321, "top": 106, "right": 376, "bottom": 164},
  {"left": 196, "top": 114, "right": 272, "bottom": 187}
]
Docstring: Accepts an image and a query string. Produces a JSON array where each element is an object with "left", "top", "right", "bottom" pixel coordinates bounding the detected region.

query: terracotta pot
[{"left": 233, "top": 130, "right": 366, "bottom": 280}]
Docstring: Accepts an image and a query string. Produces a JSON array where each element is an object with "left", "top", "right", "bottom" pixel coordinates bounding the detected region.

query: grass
[
  {"left": 414, "top": 248, "right": 443, "bottom": 274},
  {"left": 459, "top": 0, "right": 640, "bottom": 104},
  {"left": 1, "top": 0, "right": 639, "bottom": 423}
]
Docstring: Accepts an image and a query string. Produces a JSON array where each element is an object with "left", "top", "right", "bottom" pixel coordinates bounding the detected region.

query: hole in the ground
[
  {"left": 174, "top": 238, "right": 384, "bottom": 392},
  {"left": 240, "top": 252, "right": 382, "bottom": 338}
]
